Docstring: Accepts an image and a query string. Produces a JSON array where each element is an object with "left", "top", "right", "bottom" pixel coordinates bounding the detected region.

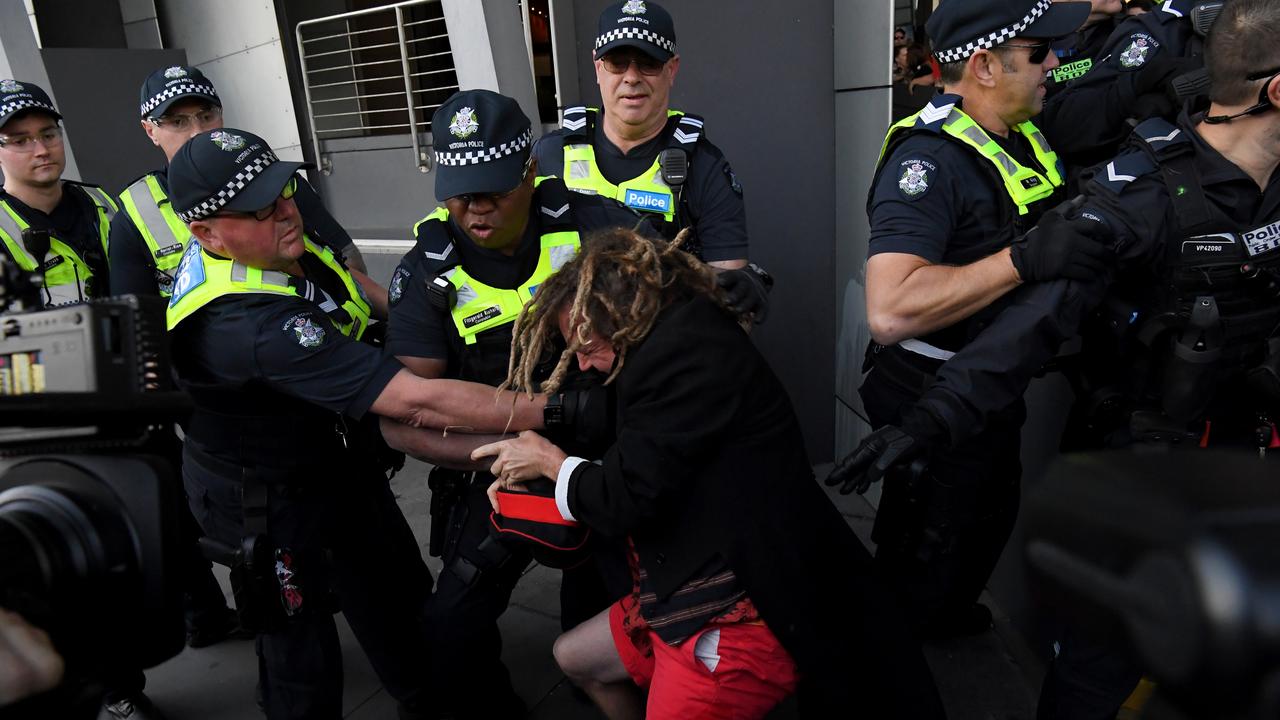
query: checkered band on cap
[
  {"left": 140, "top": 82, "right": 219, "bottom": 117},
  {"left": 594, "top": 27, "right": 676, "bottom": 55},
  {"left": 435, "top": 128, "right": 533, "bottom": 167},
  {"left": 178, "top": 150, "right": 279, "bottom": 223},
  {"left": 934, "top": 0, "right": 1052, "bottom": 63},
  {"left": 1, "top": 98, "right": 56, "bottom": 120}
]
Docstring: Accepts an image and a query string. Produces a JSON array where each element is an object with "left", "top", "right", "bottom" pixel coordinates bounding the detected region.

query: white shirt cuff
[{"left": 555, "top": 456, "right": 588, "bottom": 522}]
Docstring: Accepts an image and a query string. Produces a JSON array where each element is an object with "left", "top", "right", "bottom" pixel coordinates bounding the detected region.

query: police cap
[
  {"left": 0, "top": 79, "right": 61, "bottom": 130},
  {"left": 168, "top": 128, "right": 306, "bottom": 224},
  {"left": 431, "top": 89, "right": 532, "bottom": 203},
  {"left": 594, "top": 0, "right": 676, "bottom": 62},
  {"left": 139, "top": 65, "right": 220, "bottom": 119},
  {"left": 928, "top": 0, "right": 1090, "bottom": 64}
]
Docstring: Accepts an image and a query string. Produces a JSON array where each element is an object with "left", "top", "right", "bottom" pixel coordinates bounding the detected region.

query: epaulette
[
  {"left": 411, "top": 208, "right": 459, "bottom": 273},
  {"left": 120, "top": 169, "right": 164, "bottom": 190},
  {"left": 1092, "top": 150, "right": 1158, "bottom": 195},
  {"left": 1133, "top": 117, "right": 1190, "bottom": 158},
  {"left": 1155, "top": 0, "right": 1191, "bottom": 22},
  {"left": 560, "top": 106, "right": 591, "bottom": 140},
  {"left": 534, "top": 177, "right": 575, "bottom": 233},
  {"left": 670, "top": 113, "right": 704, "bottom": 147},
  {"left": 910, "top": 94, "right": 961, "bottom": 134}
]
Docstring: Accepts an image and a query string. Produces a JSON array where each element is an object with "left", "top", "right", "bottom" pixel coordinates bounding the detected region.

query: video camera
[{"left": 0, "top": 255, "right": 190, "bottom": 717}]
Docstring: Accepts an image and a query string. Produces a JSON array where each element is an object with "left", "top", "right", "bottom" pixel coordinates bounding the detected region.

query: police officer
[
  {"left": 0, "top": 80, "right": 115, "bottom": 307},
  {"left": 110, "top": 65, "right": 382, "bottom": 308},
  {"left": 1043, "top": 0, "right": 1125, "bottom": 100},
  {"left": 833, "top": 0, "right": 1280, "bottom": 714},
  {"left": 163, "top": 128, "right": 547, "bottom": 719},
  {"left": 380, "top": 88, "right": 589, "bottom": 719},
  {"left": 533, "top": 0, "right": 772, "bottom": 321},
  {"left": 833, "top": 0, "right": 1109, "bottom": 640},
  {"left": 1040, "top": 0, "right": 1218, "bottom": 171}
]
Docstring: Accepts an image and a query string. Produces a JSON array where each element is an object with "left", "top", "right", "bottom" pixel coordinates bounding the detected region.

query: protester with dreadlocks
[{"left": 471, "top": 228, "right": 945, "bottom": 719}]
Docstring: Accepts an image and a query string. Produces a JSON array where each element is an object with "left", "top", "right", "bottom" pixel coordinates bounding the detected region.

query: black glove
[
  {"left": 825, "top": 408, "right": 948, "bottom": 495},
  {"left": 715, "top": 264, "right": 773, "bottom": 323},
  {"left": 543, "top": 384, "right": 615, "bottom": 455},
  {"left": 1009, "top": 210, "right": 1114, "bottom": 284}
]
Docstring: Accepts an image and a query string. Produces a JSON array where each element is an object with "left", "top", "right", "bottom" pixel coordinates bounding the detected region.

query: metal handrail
[{"left": 297, "top": 0, "right": 454, "bottom": 174}]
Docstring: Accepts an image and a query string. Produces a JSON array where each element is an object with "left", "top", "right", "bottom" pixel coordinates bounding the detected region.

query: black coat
[{"left": 564, "top": 295, "right": 946, "bottom": 717}]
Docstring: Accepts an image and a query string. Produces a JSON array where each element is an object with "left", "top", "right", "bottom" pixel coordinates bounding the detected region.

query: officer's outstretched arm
[
  {"left": 371, "top": 369, "right": 545, "bottom": 433},
  {"left": 380, "top": 418, "right": 512, "bottom": 471}
]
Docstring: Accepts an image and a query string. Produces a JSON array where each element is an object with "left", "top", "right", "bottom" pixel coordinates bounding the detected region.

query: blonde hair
[{"left": 501, "top": 227, "right": 731, "bottom": 395}]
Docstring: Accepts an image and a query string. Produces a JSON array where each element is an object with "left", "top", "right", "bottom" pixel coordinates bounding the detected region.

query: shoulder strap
[
  {"left": 1130, "top": 118, "right": 1212, "bottom": 232},
  {"left": 413, "top": 208, "right": 461, "bottom": 275},
  {"left": 667, "top": 112, "right": 704, "bottom": 150},
  {"left": 561, "top": 106, "right": 592, "bottom": 140},
  {"left": 533, "top": 176, "right": 576, "bottom": 233}
]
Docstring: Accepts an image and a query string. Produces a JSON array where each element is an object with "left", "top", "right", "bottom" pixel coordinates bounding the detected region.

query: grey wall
[
  {"left": 41, "top": 47, "right": 187, "bottom": 194},
  {"left": 564, "top": 0, "right": 838, "bottom": 461},
  {"left": 33, "top": 0, "right": 127, "bottom": 48}
]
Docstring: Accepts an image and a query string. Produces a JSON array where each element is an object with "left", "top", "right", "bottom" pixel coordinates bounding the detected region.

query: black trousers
[
  {"left": 425, "top": 477, "right": 623, "bottom": 719},
  {"left": 185, "top": 450, "right": 434, "bottom": 720},
  {"left": 1037, "top": 619, "right": 1143, "bottom": 720},
  {"left": 860, "top": 362, "right": 1025, "bottom": 634}
]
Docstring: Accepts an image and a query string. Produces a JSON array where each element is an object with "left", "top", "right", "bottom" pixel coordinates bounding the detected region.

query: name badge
[
  {"left": 623, "top": 188, "right": 672, "bottom": 214},
  {"left": 462, "top": 305, "right": 501, "bottom": 329}
]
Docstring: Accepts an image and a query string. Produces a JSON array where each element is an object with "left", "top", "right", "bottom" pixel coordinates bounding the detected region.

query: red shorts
[{"left": 608, "top": 599, "right": 799, "bottom": 719}]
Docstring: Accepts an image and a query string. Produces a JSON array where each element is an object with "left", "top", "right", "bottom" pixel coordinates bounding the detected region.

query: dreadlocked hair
[{"left": 501, "top": 227, "right": 730, "bottom": 396}]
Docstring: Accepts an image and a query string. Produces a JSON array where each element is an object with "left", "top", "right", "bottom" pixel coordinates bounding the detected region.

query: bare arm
[
  {"left": 350, "top": 268, "right": 389, "bottom": 320},
  {"left": 865, "top": 249, "right": 1020, "bottom": 346},
  {"left": 708, "top": 259, "right": 747, "bottom": 270},
  {"left": 380, "top": 417, "right": 513, "bottom": 471},
  {"left": 382, "top": 355, "right": 512, "bottom": 469},
  {"left": 370, "top": 369, "right": 545, "bottom": 433}
]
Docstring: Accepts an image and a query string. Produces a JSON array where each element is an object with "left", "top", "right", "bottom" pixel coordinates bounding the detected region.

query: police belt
[{"left": 187, "top": 408, "right": 347, "bottom": 478}]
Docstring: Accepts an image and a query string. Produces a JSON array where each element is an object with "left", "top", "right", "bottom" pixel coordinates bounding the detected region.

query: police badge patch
[
  {"left": 389, "top": 267, "right": 408, "bottom": 305},
  {"left": 0, "top": 79, "right": 23, "bottom": 94},
  {"left": 449, "top": 107, "right": 479, "bottom": 139},
  {"left": 210, "top": 130, "right": 246, "bottom": 152},
  {"left": 164, "top": 66, "right": 188, "bottom": 79},
  {"left": 1118, "top": 34, "right": 1157, "bottom": 69},
  {"left": 897, "top": 158, "right": 936, "bottom": 199},
  {"left": 723, "top": 164, "right": 743, "bottom": 197},
  {"left": 284, "top": 314, "right": 326, "bottom": 348},
  {"left": 622, "top": 0, "right": 646, "bottom": 14}
]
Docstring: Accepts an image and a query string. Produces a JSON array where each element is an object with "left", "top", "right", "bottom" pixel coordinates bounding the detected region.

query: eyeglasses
[
  {"left": 148, "top": 106, "right": 223, "bottom": 132},
  {"left": 1205, "top": 65, "right": 1280, "bottom": 124},
  {"left": 0, "top": 126, "right": 63, "bottom": 153},
  {"left": 449, "top": 156, "right": 534, "bottom": 206},
  {"left": 599, "top": 50, "right": 667, "bottom": 76},
  {"left": 998, "top": 40, "right": 1053, "bottom": 65},
  {"left": 212, "top": 176, "right": 298, "bottom": 222}
]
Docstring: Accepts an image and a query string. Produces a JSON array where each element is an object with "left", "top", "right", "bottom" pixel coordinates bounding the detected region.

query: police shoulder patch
[
  {"left": 723, "top": 164, "right": 743, "bottom": 197},
  {"left": 283, "top": 313, "right": 326, "bottom": 348},
  {"left": 1117, "top": 33, "right": 1159, "bottom": 70},
  {"left": 389, "top": 266, "right": 409, "bottom": 306},
  {"left": 897, "top": 158, "right": 937, "bottom": 200},
  {"left": 1090, "top": 150, "right": 1157, "bottom": 195}
]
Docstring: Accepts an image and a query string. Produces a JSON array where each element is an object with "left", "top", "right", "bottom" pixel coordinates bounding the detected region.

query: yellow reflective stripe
[
  {"left": 167, "top": 236, "right": 370, "bottom": 338},
  {"left": 0, "top": 203, "right": 34, "bottom": 271},
  {"left": 412, "top": 206, "right": 449, "bottom": 237},
  {"left": 879, "top": 105, "right": 1064, "bottom": 215},
  {"left": 121, "top": 175, "right": 190, "bottom": 273},
  {"left": 0, "top": 199, "right": 95, "bottom": 298},
  {"left": 447, "top": 227, "right": 581, "bottom": 344}
]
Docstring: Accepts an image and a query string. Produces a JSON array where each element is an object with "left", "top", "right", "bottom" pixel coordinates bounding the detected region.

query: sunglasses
[
  {"left": 599, "top": 50, "right": 667, "bottom": 76},
  {"left": 998, "top": 40, "right": 1053, "bottom": 65},
  {"left": 213, "top": 176, "right": 298, "bottom": 222},
  {"left": 449, "top": 156, "right": 534, "bottom": 206}
]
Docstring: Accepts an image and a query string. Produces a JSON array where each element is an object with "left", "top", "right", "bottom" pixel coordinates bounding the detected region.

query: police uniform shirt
[
  {"left": 1040, "top": 0, "right": 1198, "bottom": 164},
  {"left": 1043, "top": 16, "right": 1117, "bottom": 100},
  {"left": 108, "top": 170, "right": 353, "bottom": 297},
  {"left": 0, "top": 184, "right": 108, "bottom": 293},
  {"left": 172, "top": 250, "right": 400, "bottom": 472},
  {"left": 911, "top": 112, "right": 1280, "bottom": 443},
  {"left": 868, "top": 128, "right": 1044, "bottom": 264},
  {"left": 386, "top": 212, "right": 547, "bottom": 362},
  {"left": 534, "top": 125, "right": 748, "bottom": 263}
]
